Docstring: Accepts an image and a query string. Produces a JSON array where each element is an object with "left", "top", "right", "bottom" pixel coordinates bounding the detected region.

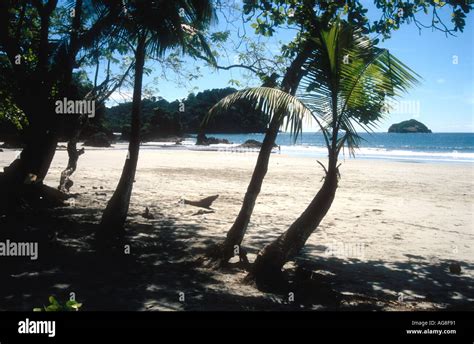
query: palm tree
[
  {"left": 98, "top": 0, "right": 215, "bottom": 240},
  {"left": 203, "top": 86, "right": 316, "bottom": 265},
  {"left": 202, "top": 38, "right": 315, "bottom": 266},
  {"left": 207, "top": 20, "right": 419, "bottom": 283},
  {"left": 249, "top": 21, "right": 420, "bottom": 287}
]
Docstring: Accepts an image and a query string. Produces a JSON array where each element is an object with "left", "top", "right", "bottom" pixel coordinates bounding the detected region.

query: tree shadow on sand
[
  {"left": 288, "top": 245, "right": 474, "bottom": 311},
  {"left": 0, "top": 204, "right": 286, "bottom": 311},
  {"left": 0, "top": 205, "right": 472, "bottom": 311}
]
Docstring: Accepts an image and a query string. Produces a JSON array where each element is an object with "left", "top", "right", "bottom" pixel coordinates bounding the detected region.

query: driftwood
[
  {"left": 183, "top": 195, "right": 219, "bottom": 209},
  {"left": 192, "top": 209, "right": 215, "bottom": 216}
]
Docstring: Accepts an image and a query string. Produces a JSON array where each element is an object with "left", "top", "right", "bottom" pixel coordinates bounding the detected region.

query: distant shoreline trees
[{"left": 103, "top": 88, "right": 270, "bottom": 140}]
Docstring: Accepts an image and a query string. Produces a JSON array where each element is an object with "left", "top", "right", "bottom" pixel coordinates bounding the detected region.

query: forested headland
[{"left": 104, "top": 87, "right": 269, "bottom": 140}]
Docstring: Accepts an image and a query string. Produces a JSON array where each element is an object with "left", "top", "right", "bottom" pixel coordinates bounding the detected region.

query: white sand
[{"left": 1, "top": 147, "right": 473, "bottom": 310}]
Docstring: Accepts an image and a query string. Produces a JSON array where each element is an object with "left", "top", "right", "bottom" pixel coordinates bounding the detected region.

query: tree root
[
  {"left": 0, "top": 179, "right": 71, "bottom": 216},
  {"left": 200, "top": 242, "right": 251, "bottom": 271}
]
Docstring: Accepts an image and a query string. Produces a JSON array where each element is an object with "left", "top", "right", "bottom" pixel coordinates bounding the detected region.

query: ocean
[{"left": 166, "top": 132, "right": 474, "bottom": 164}]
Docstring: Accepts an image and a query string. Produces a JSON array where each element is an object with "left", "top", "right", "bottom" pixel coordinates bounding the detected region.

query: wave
[
  {"left": 69, "top": 139, "right": 474, "bottom": 163},
  {"left": 139, "top": 141, "right": 474, "bottom": 163},
  {"left": 279, "top": 145, "right": 474, "bottom": 163}
]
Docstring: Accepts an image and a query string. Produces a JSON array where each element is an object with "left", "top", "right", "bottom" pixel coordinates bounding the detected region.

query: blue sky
[
  {"left": 375, "top": 7, "right": 474, "bottom": 133},
  {"left": 101, "top": 2, "right": 473, "bottom": 133}
]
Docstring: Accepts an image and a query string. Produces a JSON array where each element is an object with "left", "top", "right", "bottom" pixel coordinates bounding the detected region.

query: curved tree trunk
[
  {"left": 250, "top": 165, "right": 339, "bottom": 289},
  {"left": 218, "top": 115, "right": 280, "bottom": 262},
  {"left": 1, "top": 129, "right": 56, "bottom": 181},
  {"left": 0, "top": 106, "right": 59, "bottom": 215},
  {"left": 250, "top": 86, "right": 340, "bottom": 288},
  {"left": 212, "top": 40, "right": 314, "bottom": 264},
  {"left": 58, "top": 138, "right": 84, "bottom": 193},
  {"left": 98, "top": 35, "right": 146, "bottom": 240}
]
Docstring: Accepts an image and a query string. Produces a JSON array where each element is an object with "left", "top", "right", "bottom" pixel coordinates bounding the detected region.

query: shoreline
[
  {"left": 2, "top": 130, "right": 474, "bottom": 165},
  {"left": 1, "top": 142, "right": 473, "bottom": 165}
]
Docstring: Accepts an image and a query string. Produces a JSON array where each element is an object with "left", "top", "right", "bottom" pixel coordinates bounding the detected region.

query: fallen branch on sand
[
  {"left": 183, "top": 195, "right": 219, "bottom": 209},
  {"left": 192, "top": 209, "right": 215, "bottom": 216}
]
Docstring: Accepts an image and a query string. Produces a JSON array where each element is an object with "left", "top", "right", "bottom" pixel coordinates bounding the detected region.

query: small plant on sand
[{"left": 33, "top": 296, "right": 82, "bottom": 312}]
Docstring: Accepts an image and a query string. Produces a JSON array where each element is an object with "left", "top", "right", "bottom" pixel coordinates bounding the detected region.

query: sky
[
  {"left": 375, "top": 6, "right": 474, "bottom": 133},
  {"left": 99, "top": 1, "right": 474, "bottom": 133}
]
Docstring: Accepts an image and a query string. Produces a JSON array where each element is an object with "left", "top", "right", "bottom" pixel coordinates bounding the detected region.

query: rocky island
[{"left": 388, "top": 119, "right": 432, "bottom": 133}]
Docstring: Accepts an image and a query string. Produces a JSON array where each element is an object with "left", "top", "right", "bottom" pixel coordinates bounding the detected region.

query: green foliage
[
  {"left": 0, "top": 0, "right": 128, "bottom": 138},
  {"left": 206, "top": 87, "right": 317, "bottom": 142},
  {"left": 301, "top": 20, "right": 420, "bottom": 155},
  {"left": 452, "top": 8, "right": 468, "bottom": 31},
  {"left": 0, "top": 91, "right": 28, "bottom": 130},
  {"left": 104, "top": 88, "right": 270, "bottom": 137},
  {"left": 210, "top": 30, "right": 230, "bottom": 43},
  {"left": 98, "top": 0, "right": 216, "bottom": 63},
  {"left": 243, "top": 0, "right": 472, "bottom": 40},
  {"left": 33, "top": 296, "right": 82, "bottom": 312}
]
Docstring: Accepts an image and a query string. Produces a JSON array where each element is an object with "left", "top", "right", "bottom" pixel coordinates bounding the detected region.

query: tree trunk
[
  {"left": 0, "top": 130, "right": 59, "bottom": 215},
  {"left": 58, "top": 138, "right": 84, "bottom": 193},
  {"left": 1, "top": 129, "right": 55, "bottom": 180},
  {"left": 0, "top": 0, "right": 75, "bottom": 202},
  {"left": 212, "top": 40, "right": 314, "bottom": 264},
  {"left": 218, "top": 115, "right": 280, "bottom": 261},
  {"left": 250, "top": 165, "right": 339, "bottom": 289},
  {"left": 98, "top": 35, "right": 146, "bottom": 239}
]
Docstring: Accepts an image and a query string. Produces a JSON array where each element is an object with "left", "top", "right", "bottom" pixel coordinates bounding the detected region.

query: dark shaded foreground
[{"left": 0, "top": 202, "right": 472, "bottom": 311}]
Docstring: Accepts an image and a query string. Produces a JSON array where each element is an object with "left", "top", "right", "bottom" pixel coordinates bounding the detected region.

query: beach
[{"left": 0, "top": 147, "right": 473, "bottom": 310}]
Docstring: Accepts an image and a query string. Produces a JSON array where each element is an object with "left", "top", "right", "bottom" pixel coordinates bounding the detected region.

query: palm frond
[
  {"left": 93, "top": 0, "right": 215, "bottom": 59},
  {"left": 300, "top": 19, "right": 420, "bottom": 155},
  {"left": 204, "top": 87, "right": 321, "bottom": 142}
]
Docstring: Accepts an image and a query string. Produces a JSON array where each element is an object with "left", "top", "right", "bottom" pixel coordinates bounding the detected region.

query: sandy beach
[{"left": 0, "top": 147, "right": 473, "bottom": 310}]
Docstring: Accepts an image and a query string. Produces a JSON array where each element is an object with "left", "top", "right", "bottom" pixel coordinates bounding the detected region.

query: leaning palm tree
[
  {"left": 98, "top": 0, "right": 215, "bottom": 240},
  {"left": 206, "top": 20, "right": 419, "bottom": 282},
  {"left": 248, "top": 21, "right": 420, "bottom": 287},
  {"left": 202, "top": 87, "right": 316, "bottom": 265}
]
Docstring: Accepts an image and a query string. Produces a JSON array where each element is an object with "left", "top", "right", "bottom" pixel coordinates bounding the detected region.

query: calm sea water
[{"left": 185, "top": 132, "right": 474, "bottom": 163}]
